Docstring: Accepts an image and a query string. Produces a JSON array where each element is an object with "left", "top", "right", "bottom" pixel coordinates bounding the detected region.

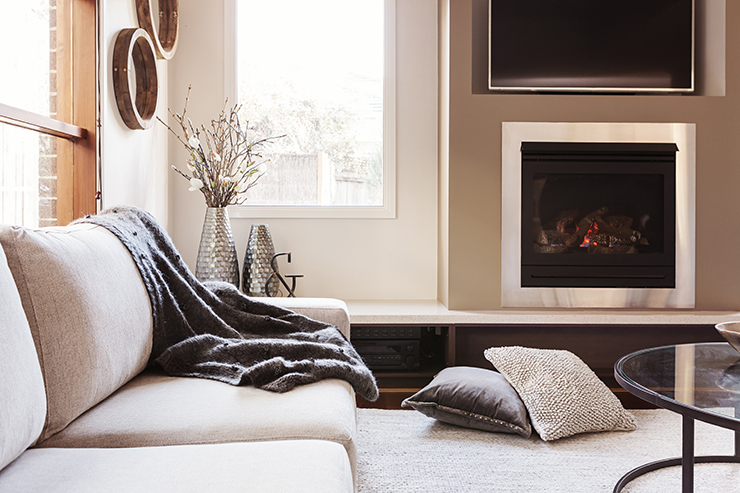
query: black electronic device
[
  {"left": 351, "top": 326, "right": 422, "bottom": 370},
  {"left": 351, "top": 326, "right": 422, "bottom": 340},
  {"left": 352, "top": 339, "right": 420, "bottom": 371}
]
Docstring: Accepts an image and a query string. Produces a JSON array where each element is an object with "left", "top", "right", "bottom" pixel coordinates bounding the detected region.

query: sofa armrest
[{"left": 258, "top": 297, "right": 351, "bottom": 340}]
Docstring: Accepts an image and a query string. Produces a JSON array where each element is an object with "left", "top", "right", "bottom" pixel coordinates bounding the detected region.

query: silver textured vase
[
  {"left": 195, "top": 207, "right": 239, "bottom": 286},
  {"left": 242, "top": 224, "right": 279, "bottom": 296}
]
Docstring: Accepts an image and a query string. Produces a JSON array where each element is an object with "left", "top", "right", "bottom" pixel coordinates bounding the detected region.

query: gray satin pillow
[{"left": 401, "top": 366, "right": 531, "bottom": 437}]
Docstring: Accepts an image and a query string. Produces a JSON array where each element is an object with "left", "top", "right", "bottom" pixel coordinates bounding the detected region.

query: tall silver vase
[
  {"left": 195, "top": 207, "right": 239, "bottom": 286},
  {"left": 242, "top": 224, "right": 279, "bottom": 296}
]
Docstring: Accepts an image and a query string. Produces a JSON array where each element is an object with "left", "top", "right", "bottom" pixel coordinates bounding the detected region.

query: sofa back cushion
[
  {"left": 0, "top": 245, "right": 47, "bottom": 469},
  {"left": 0, "top": 223, "right": 153, "bottom": 441}
]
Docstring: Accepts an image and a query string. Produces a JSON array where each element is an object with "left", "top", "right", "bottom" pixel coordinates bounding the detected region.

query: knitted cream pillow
[{"left": 484, "top": 346, "right": 636, "bottom": 441}]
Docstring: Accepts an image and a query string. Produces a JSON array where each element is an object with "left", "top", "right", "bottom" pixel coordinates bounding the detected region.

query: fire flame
[{"left": 580, "top": 221, "right": 599, "bottom": 247}]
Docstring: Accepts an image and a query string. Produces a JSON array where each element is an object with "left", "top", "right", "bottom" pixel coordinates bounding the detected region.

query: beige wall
[
  {"left": 168, "top": 0, "right": 439, "bottom": 300},
  {"left": 442, "top": 0, "right": 740, "bottom": 310},
  {"left": 438, "top": 0, "right": 451, "bottom": 306},
  {"left": 99, "top": 1, "right": 169, "bottom": 227},
  {"left": 100, "top": 0, "right": 739, "bottom": 310}
]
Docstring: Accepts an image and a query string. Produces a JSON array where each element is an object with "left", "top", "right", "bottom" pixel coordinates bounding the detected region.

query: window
[
  {"left": 0, "top": 0, "right": 97, "bottom": 228},
  {"left": 227, "top": 0, "right": 395, "bottom": 218}
]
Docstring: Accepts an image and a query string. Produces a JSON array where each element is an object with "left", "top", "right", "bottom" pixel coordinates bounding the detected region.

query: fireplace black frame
[{"left": 520, "top": 142, "right": 677, "bottom": 288}]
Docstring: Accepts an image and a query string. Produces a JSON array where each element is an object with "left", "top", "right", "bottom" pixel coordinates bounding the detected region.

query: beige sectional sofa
[{"left": 0, "top": 222, "right": 359, "bottom": 492}]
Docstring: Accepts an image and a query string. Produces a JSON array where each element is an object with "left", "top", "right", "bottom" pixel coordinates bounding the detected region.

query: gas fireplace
[
  {"left": 521, "top": 142, "right": 677, "bottom": 288},
  {"left": 501, "top": 122, "right": 695, "bottom": 308}
]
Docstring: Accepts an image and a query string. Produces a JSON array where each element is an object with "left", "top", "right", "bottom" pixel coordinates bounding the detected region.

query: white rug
[{"left": 356, "top": 408, "right": 740, "bottom": 493}]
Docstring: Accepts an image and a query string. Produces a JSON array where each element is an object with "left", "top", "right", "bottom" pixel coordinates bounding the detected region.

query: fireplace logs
[
  {"left": 536, "top": 230, "right": 577, "bottom": 247},
  {"left": 554, "top": 209, "right": 579, "bottom": 232},
  {"left": 536, "top": 206, "right": 647, "bottom": 253}
]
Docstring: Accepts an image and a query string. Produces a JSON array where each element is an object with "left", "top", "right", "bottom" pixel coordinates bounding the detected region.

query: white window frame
[{"left": 223, "top": 0, "right": 396, "bottom": 219}]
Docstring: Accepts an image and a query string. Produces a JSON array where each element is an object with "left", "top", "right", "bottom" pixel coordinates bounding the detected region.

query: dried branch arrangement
[{"left": 159, "top": 86, "right": 283, "bottom": 207}]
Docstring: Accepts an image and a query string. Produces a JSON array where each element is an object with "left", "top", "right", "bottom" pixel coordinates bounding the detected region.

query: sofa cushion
[
  {"left": 37, "top": 370, "right": 358, "bottom": 479},
  {"left": 0, "top": 223, "right": 153, "bottom": 441},
  {"left": 0, "top": 440, "right": 353, "bottom": 493},
  {"left": 0, "top": 245, "right": 46, "bottom": 470}
]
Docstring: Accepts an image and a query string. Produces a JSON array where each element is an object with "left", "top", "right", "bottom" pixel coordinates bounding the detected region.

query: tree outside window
[{"left": 236, "top": 0, "right": 385, "bottom": 208}]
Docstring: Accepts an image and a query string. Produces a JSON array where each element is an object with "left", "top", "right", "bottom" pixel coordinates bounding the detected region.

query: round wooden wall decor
[
  {"left": 136, "top": 0, "right": 179, "bottom": 60},
  {"left": 112, "top": 28, "right": 159, "bottom": 130}
]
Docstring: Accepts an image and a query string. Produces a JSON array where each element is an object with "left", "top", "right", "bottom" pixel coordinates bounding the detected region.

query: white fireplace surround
[{"left": 501, "top": 122, "right": 696, "bottom": 308}]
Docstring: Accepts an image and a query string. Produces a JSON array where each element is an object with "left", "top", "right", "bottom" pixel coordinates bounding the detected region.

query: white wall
[
  {"left": 169, "top": 0, "right": 438, "bottom": 300},
  {"left": 100, "top": 1, "right": 169, "bottom": 227}
]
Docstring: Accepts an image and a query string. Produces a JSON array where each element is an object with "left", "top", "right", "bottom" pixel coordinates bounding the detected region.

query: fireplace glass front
[{"left": 521, "top": 142, "right": 676, "bottom": 288}]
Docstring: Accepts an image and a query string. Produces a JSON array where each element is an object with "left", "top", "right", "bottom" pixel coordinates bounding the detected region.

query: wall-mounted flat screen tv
[{"left": 489, "top": 0, "right": 694, "bottom": 93}]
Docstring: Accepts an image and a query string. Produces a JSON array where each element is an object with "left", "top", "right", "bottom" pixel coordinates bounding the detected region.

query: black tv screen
[{"left": 489, "top": 0, "right": 694, "bottom": 93}]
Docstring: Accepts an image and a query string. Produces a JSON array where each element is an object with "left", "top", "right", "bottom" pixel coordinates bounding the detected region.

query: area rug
[{"left": 356, "top": 408, "right": 740, "bottom": 493}]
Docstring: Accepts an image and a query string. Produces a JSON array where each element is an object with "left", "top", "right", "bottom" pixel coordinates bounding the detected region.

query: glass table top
[{"left": 616, "top": 342, "right": 740, "bottom": 425}]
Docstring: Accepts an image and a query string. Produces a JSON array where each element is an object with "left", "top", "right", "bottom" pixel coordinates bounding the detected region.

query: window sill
[{"left": 228, "top": 203, "right": 396, "bottom": 219}]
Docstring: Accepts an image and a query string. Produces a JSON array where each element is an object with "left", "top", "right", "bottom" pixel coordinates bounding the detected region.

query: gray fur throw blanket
[{"left": 76, "top": 206, "right": 378, "bottom": 401}]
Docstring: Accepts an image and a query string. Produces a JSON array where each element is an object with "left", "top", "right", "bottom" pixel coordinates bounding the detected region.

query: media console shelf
[{"left": 347, "top": 301, "right": 739, "bottom": 409}]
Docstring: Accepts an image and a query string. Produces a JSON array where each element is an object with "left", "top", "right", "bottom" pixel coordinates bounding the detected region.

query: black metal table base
[
  {"left": 613, "top": 455, "right": 740, "bottom": 492},
  {"left": 614, "top": 417, "right": 740, "bottom": 493}
]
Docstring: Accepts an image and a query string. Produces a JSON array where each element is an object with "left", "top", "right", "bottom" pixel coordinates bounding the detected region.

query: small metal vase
[
  {"left": 195, "top": 207, "right": 239, "bottom": 286},
  {"left": 242, "top": 224, "right": 279, "bottom": 296}
]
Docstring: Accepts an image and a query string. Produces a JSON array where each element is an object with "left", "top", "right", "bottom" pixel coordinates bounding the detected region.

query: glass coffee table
[{"left": 614, "top": 342, "right": 740, "bottom": 493}]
